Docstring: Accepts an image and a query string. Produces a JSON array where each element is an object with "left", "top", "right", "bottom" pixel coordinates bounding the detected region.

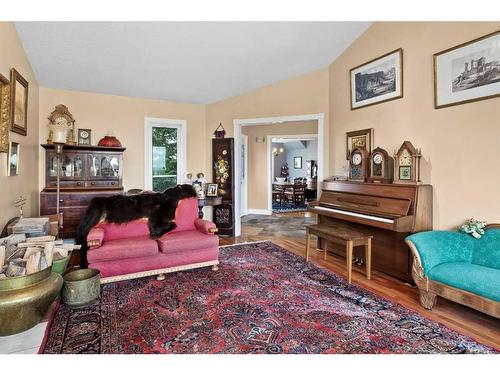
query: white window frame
[{"left": 144, "top": 117, "right": 187, "bottom": 191}]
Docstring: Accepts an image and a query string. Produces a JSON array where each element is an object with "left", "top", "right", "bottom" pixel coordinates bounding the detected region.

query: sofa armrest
[
  {"left": 405, "top": 231, "right": 475, "bottom": 275},
  {"left": 87, "top": 227, "right": 105, "bottom": 249},
  {"left": 194, "top": 219, "right": 218, "bottom": 235}
]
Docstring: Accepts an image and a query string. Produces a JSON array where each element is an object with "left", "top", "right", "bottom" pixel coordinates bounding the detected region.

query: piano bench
[{"left": 305, "top": 224, "right": 373, "bottom": 284}]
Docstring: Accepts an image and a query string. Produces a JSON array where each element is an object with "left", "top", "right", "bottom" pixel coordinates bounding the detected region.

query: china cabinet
[{"left": 40, "top": 144, "right": 125, "bottom": 238}]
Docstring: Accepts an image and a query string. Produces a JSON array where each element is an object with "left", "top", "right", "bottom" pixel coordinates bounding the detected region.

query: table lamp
[{"left": 48, "top": 123, "right": 68, "bottom": 235}]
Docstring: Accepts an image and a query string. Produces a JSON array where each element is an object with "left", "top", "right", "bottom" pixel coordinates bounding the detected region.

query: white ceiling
[{"left": 15, "top": 22, "right": 371, "bottom": 104}]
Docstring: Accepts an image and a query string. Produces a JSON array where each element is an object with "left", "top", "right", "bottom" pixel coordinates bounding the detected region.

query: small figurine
[
  {"left": 14, "top": 196, "right": 27, "bottom": 218},
  {"left": 182, "top": 173, "right": 193, "bottom": 184},
  {"left": 459, "top": 218, "right": 487, "bottom": 239}
]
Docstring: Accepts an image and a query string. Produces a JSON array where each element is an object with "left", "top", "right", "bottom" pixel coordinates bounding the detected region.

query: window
[{"left": 144, "top": 118, "right": 186, "bottom": 192}]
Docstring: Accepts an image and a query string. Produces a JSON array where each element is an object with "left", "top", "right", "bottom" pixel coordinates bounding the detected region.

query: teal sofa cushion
[
  {"left": 472, "top": 228, "right": 500, "bottom": 270},
  {"left": 428, "top": 262, "right": 500, "bottom": 302},
  {"left": 406, "top": 231, "right": 475, "bottom": 275}
]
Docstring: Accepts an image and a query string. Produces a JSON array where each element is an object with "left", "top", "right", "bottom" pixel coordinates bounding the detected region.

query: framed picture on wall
[
  {"left": 9, "top": 68, "right": 28, "bottom": 136},
  {"left": 434, "top": 30, "right": 500, "bottom": 109},
  {"left": 293, "top": 156, "right": 302, "bottom": 169},
  {"left": 350, "top": 48, "right": 403, "bottom": 110},
  {"left": 345, "top": 128, "right": 374, "bottom": 160},
  {"left": 7, "top": 141, "right": 19, "bottom": 176}
]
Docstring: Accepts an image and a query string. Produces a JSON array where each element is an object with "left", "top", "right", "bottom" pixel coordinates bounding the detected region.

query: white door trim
[
  {"left": 233, "top": 113, "right": 325, "bottom": 237},
  {"left": 240, "top": 134, "right": 249, "bottom": 216},
  {"left": 144, "top": 117, "right": 187, "bottom": 191}
]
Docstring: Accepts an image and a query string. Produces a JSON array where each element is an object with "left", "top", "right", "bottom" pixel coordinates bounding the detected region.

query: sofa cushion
[
  {"left": 172, "top": 197, "right": 198, "bottom": 232},
  {"left": 158, "top": 230, "right": 218, "bottom": 253},
  {"left": 87, "top": 235, "right": 159, "bottom": 263},
  {"left": 472, "top": 228, "right": 500, "bottom": 270},
  {"left": 98, "top": 220, "right": 150, "bottom": 241},
  {"left": 427, "top": 262, "right": 500, "bottom": 302},
  {"left": 406, "top": 231, "right": 475, "bottom": 274}
]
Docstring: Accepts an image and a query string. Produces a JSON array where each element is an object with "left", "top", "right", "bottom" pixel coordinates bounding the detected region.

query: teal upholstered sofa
[{"left": 405, "top": 225, "right": 500, "bottom": 318}]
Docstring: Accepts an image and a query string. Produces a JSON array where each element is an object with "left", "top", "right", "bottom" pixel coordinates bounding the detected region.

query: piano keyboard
[{"left": 312, "top": 205, "right": 395, "bottom": 224}]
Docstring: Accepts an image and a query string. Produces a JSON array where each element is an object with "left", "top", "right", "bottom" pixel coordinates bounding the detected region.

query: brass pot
[
  {"left": 0, "top": 267, "right": 63, "bottom": 336},
  {"left": 62, "top": 269, "right": 100, "bottom": 309}
]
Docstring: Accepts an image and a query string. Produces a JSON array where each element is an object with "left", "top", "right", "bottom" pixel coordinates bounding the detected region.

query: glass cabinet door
[
  {"left": 88, "top": 154, "right": 121, "bottom": 179},
  {"left": 48, "top": 152, "right": 85, "bottom": 179}
]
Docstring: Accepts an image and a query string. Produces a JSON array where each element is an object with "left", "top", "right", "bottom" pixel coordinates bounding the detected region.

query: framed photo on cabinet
[
  {"left": 434, "top": 30, "right": 500, "bottom": 108},
  {"left": 350, "top": 48, "right": 403, "bottom": 110}
]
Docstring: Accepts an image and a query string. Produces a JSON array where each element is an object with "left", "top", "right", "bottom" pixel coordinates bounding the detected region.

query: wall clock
[
  {"left": 348, "top": 147, "right": 369, "bottom": 182},
  {"left": 368, "top": 147, "right": 394, "bottom": 183},
  {"left": 394, "top": 141, "right": 422, "bottom": 184}
]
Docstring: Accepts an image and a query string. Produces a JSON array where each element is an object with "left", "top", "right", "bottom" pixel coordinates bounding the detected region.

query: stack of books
[{"left": 13, "top": 218, "right": 50, "bottom": 238}]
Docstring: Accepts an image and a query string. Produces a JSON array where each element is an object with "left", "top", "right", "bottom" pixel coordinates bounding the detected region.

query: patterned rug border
[
  {"left": 219, "top": 241, "right": 499, "bottom": 352},
  {"left": 40, "top": 240, "right": 498, "bottom": 353}
]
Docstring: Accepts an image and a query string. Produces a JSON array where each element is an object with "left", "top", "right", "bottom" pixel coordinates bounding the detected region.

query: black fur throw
[{"left": 75, "top": 184, "right": 197, "bottom": 267}]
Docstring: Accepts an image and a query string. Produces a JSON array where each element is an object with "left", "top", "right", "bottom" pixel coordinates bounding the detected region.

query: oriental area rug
[{"left": 40, "top": 241, "right": 496, "bottom": 354}]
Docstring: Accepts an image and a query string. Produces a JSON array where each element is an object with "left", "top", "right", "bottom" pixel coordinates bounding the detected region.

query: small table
[
  {"left": 197, "top": 197, "right": 222, "bottom": 219},
  {"left": 305, "top": 224, "right": 372, "bottom": 284}
]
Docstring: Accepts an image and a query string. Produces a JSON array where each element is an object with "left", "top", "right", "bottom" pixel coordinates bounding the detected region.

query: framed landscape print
[
  {"left": 345, "top": 128, "right": 373, "bottom": 159},
  {"left": 350, "top": 48, "right": 403, "bottom": 110},
  {"left": 10, "top": 68, "right": 28, "bottom": 136},
  {"left": 434, "top": 30, "right": 500, "bottom": 108},
  {"left": 7, "top": 141, "right": 19, "bottom": 176}
]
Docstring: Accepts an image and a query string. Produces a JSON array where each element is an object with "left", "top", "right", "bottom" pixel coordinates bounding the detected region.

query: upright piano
[{"left": 308, "top": 180, "right": 432, "bottom": 283}]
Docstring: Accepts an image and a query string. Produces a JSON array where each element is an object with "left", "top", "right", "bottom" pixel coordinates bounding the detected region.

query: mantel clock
[
  {"left": 348, "top": 147, "right": 369, "bottom": 182},
  {"left": 368, "top": 147, "right": 394, "bottom": 183},
  {"left": 394, "top": 141, "right": 421, "bottom": 184}
]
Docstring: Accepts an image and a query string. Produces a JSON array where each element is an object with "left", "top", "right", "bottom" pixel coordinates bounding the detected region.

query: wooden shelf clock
[
  {"left": 394, "top": 141, "right": 422, "bottom": 184},
  {"left": 368, "top": 147, "right": 394, "bottom": 183},
  {"left": 348, "top": 147, "right": 370, "bottom": 182}
]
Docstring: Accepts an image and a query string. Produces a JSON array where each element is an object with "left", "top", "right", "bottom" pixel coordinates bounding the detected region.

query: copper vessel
[{"left": 0, "top": 267, "right": 63, "bottom": 336}]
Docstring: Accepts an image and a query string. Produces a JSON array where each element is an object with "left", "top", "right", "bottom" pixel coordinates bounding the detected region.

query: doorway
[{"left": 233, "top": 113, "right": 325, "bottom": 237}]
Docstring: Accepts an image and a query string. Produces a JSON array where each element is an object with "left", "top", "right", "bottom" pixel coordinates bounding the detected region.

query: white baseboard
[{"left": 247, "top": 209, "right": 272, "bottom": 215}]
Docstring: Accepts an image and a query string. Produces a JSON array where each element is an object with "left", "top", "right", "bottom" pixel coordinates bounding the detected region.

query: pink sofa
[{"left": 86, "top": 197, "right": 219, "bottom": 283}]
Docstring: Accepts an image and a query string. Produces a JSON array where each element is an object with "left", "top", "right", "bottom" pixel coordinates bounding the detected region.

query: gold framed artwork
[
  {"left": 434, "top": 30, "right": 500, "bottom": 109},
  {"left": 350, "top": 48, "right": 403, "bottom": 110},
  {"left": 0, "top": 74, "right": 10, "bottom": 153},
  {"left": 10, "top": 68, "right": 28, "bottom": 136},
  {"left": 345, "top": 128, "right": 373, "bottom": 160},
  {"left": 7, "top": 141, "right": 20, "bottom": 176}
]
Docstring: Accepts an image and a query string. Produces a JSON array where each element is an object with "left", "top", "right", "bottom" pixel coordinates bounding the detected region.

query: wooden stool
[{"left": 305, "top": 224, "right": 372, "bottom": 284}]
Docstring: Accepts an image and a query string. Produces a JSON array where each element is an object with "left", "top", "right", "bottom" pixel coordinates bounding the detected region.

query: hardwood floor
[{"left": 221, "top": 212, "right": 500, "bottom": 349}]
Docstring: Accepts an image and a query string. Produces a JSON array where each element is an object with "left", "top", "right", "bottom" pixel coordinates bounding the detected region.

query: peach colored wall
[
  {"left": 206, "top": 68, "right": 330, "bottom": 179},
  {"left": 0, "top": 22, "right": 39, "bottom": 230},
  {"left": 329, "top": 22, "right": 500, "bottom": 229},
  {"left": 242, "top": 121, "right": 318, "bottom": 210},
  {"left": 38, "top": 87, "right": 206, "bottom": 192}
]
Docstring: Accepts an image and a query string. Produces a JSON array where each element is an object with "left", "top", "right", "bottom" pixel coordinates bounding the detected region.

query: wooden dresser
[{"left": 40, "top": 144, "right": 125, "bottom": 238}]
